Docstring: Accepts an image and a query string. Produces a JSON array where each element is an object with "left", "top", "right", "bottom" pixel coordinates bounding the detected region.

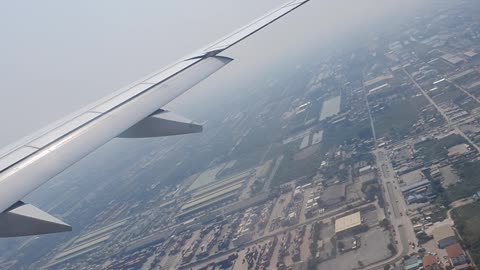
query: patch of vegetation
[
  {"left": 424, "top": 168, "right": 451, "bottom": 208},
  {"left": 310, "top": 222, "right": 323, "bottom": 258},
  {"left": 451, "top": 202, "right": 480, "bottom": 265},
  {"left": 272, "top": 145, "right": 323, "bottom": 186},
  {"left": 321, "top": 118, "right": 372, "bottom": 153},
  {"left": 373, "top": 96, "right": 428, "bottom": 138},
  {"left": 431, "top": 87, "right": 462, "bottom": 104},
  {"left": 361, "top": 179, "right": 384, "bottom": 207},
  {"left": 430, "top": 208, "right": 447, "bottom": 223},
  {"left": 414, "top": 134, "right": 466, "bottom": 163},
  {"left": 448, "top": 160, "right": 480, "bottom": 201}
]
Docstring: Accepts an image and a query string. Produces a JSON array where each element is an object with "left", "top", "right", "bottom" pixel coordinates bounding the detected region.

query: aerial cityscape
[{"left": 2, "top": 0, "right": 480, "bottom": 270}]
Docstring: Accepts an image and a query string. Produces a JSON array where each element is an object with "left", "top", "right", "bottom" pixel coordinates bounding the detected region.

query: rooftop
[
  {"left": 364, "top": 74, "right": 394, "bottom": 88},
  {"left": 432, "top": 225, "right": 455, "bottom": 241},
  {"left": 335, "top": 211, "right": 361, "bottom": 233},
  {"left": 404, "top": 256, "right": 422, "bottom": 270},
  {"left": 423, "top": 255, "right": 437, "bottom": 267},
  {"left": 446, "top": 243, "right": 465, "bottom": 258},
  {"left": 401, "top": 179, "right": 430, "bottom": 193}
]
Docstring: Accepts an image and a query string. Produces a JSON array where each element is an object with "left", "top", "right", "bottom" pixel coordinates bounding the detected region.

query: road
[
  {"left": 374, "top": 150, "right": 418, "bottom": 252},
  {"left": 403, "top": 68, "right": 480, "bottom": 153}
]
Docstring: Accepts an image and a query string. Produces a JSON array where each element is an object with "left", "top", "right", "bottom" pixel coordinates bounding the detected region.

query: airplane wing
[{"left": 0, "top": 0, "right": 310, "bottom": 237}]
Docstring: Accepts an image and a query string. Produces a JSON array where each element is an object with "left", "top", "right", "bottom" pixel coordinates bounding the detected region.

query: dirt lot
[{"left": 318, "top": 229, "right": 392, "bottom": 270}]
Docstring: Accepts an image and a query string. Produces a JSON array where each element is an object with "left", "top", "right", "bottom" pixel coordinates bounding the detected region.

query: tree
[
  {"left": 383, "top": 264, "right": 391, "bottom": 270},
  {"left": 380, "top": 218, "right": 390, "bottom": 230},
  {"left": 387, "top": 243, "right": 396, "bottom": 254}
]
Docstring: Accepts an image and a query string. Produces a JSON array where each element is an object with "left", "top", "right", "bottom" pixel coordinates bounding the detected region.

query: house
[
  {"left": 423, "top": 255, "right": 442, "bottom": 270},
  {"left": 445, "top": 243, "right": 469, "bottom": 269}
]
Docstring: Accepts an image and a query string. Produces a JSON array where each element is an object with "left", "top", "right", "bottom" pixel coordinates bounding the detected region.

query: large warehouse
[{"left": 335, "top": 212, "right": 362, "bottom": 235}]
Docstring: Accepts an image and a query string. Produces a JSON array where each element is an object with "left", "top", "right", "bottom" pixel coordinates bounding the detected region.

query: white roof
[{"left": 335, "top": 212, "right": 361, "bottom": 233}]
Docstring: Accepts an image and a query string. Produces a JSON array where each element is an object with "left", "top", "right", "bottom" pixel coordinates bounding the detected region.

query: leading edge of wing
[{"left": 186, "top": 0, "right": 310, "bottom": 59}]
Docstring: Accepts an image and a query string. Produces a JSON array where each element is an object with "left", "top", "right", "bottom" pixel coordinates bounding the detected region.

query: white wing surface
[{"left": 0, "top": 0, "right": 309, "bottom": 237}]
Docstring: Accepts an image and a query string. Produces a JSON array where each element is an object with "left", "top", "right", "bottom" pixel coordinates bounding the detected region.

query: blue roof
[{"left": 404, "top": 256, "right": 421, "bottom": 270}]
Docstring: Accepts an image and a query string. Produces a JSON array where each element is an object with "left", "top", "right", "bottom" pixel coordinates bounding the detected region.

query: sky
[{"left": 0, "top": 0, "right": 430, "bottom": 148}]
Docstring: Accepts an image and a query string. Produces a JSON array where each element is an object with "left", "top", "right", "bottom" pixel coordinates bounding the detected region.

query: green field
[
  {"left": 448, "top": 161, "right": 480, "bottom": 201},
  {"left": 271, "top": 144, "right": 323, "bottom": 186},
  {"left": 451, "top": 202, "right": 480, "bottom": 265},
  {"left": 373, "top": 96, "right": 428, "bottom": 139},
  {"left": 321, "top": 118, "right": 373, "bottom": 153},
  {"left": 414, "top": 134, "right": 466, "bottom": 163}
]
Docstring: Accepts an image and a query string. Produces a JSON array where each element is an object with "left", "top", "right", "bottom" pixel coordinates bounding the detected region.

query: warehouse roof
[
  {"left": 432, "top": 225, "right": 455, "bottom": 241},
  {"left": 335, "top": 212, "right": 361, "bottom": 233}
]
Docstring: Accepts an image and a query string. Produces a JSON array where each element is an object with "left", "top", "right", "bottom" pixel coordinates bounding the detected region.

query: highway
[{"left": 375, "top": 150, "right": 418, "bottom": 251}]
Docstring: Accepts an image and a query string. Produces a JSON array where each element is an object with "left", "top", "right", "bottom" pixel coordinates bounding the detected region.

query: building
[
  {"left": 401, "top": 179, "right": 432, "bottom": 204},
  {"left": 335, "top": 212, "right": 362, "bottom": 235},
  {"left": 432, "top": 225, "right": 457, "bottom": 248},
  {"left": 423, "top": 255, "right": 442, "bottom": 270},
  {"left": 404, "top": 255, "right": 422, "bottom": 270},
  {"left": 445, "top": 243, "right": 469, "bottom": 269},
  {"left": 358, "top": 165, "right": 374, "bottom": 175},
  {"left": 364, "top": 74, "right": 394, "bottom": 90},
  {"left": 368, "top": 83, "right": 391, "bottom": 96}
]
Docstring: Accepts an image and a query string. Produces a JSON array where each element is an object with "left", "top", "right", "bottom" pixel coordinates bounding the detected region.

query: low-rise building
[
  {"left": 432, "top": 225, "right": 457, "bottom": 248},
  {"left": 335, "top": 212, "right": 362, "bottom": 235},
  {"left": 423, "top": 255, "right": 443, "bottom": 270},
  {"left": 358, "top": 165, "right": 374, "bottom": 175},
  {"left": 404, "top": 255, "right": 422, "bottom": 270},
  {"left": 445, "top": 243, "right": 469, "bottom": 269}
]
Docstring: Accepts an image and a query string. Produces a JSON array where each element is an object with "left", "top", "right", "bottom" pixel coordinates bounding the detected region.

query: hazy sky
[{"left": 0, "top": 0, "right": 430, "bottom": 148}]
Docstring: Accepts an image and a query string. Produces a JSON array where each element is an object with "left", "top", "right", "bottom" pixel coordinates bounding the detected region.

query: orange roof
[
  {"left": 446, "top": 243, "right": 465, "bottom": 258},
  {"left": 423, "top": 255, "right": 437, "bottom": 267}
]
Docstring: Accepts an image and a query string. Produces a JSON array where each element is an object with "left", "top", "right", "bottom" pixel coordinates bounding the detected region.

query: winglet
[{"left": 0, "top": 202, "right": 71, "bottom": 237}]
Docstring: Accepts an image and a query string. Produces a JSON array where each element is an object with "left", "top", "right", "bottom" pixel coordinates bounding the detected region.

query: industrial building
[
  {"left": 432, "top": 225, "right": 457, "bottom": 249},
  {"left": 401, "top": 179, "right": 433, "bottom": 204},
  {"left": 334, "top": 212, "right": 362, "bottom": 235}
]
